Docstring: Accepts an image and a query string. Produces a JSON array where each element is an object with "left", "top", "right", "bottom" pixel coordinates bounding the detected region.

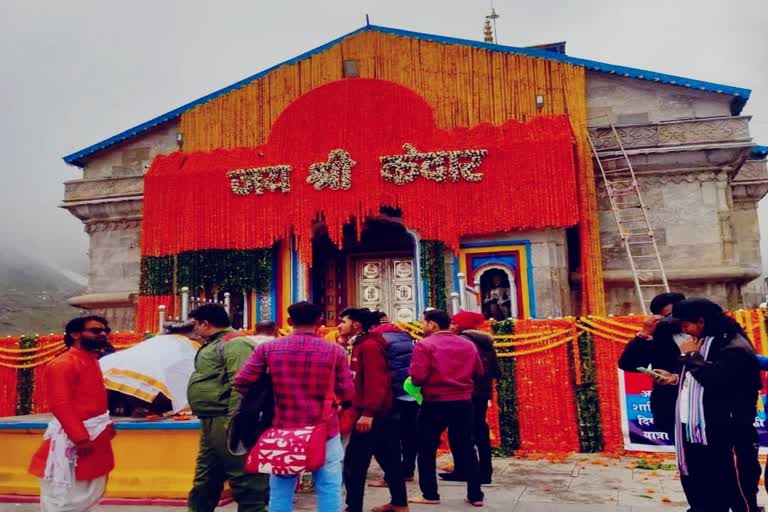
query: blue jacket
[{"left": 372, "top": 324, "right": 414, "bottom": 398}]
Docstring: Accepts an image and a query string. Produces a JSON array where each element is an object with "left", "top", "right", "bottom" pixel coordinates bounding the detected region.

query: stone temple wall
[
  {"left": 61, "top": 123, "right": 179, "bottom": 330},
  {"left": 586, "top": 72, "right": 767, "bottom": 313}
]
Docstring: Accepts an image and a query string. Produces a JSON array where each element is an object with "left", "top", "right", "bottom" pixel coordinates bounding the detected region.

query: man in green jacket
[{"left": 186, "top": 303, "right": 268, "bottom": 512}]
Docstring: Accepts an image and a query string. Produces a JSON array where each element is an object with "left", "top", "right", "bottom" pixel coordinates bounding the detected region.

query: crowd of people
[
  {"left": 27, "top": 291, "right": 768, "bottom": 512},
  {"left": 29, "top": 302, "right": 498, "bottom": 511}
]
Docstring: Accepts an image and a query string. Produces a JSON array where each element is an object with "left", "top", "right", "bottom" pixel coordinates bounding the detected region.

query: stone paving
[{"left": 6, "top": 453, "right": 762, "bottom": 511}]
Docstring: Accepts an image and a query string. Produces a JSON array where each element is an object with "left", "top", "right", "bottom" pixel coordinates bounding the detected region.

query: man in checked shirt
[{"left": 235, "top": 301, "right": 355, "bottom": 512}]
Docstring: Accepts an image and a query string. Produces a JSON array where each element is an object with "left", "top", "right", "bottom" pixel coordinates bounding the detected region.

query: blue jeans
[{"left": 269, "top": 435, "right": 344, "bottom": 512}]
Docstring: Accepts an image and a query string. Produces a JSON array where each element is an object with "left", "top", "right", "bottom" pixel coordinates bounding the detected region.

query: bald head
[{"left": 256, "top": 320, "right": 277, "bottom": 336}]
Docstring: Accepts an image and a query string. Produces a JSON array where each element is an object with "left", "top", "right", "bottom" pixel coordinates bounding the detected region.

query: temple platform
[{"left": 0, "top": 414, "right": 219, "bottom": 504}]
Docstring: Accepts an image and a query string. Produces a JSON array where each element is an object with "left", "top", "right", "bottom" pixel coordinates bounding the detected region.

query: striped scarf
[{"left": 675, "top": 336, "right": 714, "bottom": 476}]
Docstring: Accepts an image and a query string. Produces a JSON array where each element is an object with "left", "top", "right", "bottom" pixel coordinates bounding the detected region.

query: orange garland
[
  {"left": 0, "top": 337, "right": 20, "bottom": 416},
  {"left": 512, "top": 319, "right": 580, "bottom": 453},
  {"left": 589, "top": 316, "right": 644, "bottom": 451},
  {"left": 143, "top": 80, "right": 579, "bottom": 261},
  {"left": 135, "top": 295, "right": 176, "bottom": 333}
]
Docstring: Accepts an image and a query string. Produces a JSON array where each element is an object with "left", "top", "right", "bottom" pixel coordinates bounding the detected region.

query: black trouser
[
  {"left": 731, "top": 424, "right": 760, "bottom": 512},
  {"left": 448, "top": 395, "right": 492, "bottom": 480},
  {"left": 417, "top": 400, "right": 483, "bottom": 503},
  {"left": 395, "top": 399, "right": 419, "bottom": 478},
  {"left": 375, "top": 399, "right": 419, "bottom": 479},
  {"left": 344, "top": 416, "right": 407, "bottom": 512},
  {"left": 680, "top": 433, "right": 759, "bottom": 512}
]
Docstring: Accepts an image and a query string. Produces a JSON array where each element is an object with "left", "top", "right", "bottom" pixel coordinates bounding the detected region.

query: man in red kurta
[{"left": 29, "top": 315, "right": 116, "bottom": 512}]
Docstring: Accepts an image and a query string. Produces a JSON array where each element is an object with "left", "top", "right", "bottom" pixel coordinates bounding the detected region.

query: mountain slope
[{"left": 0, "top": 250, "right": 86, "bottom": 336}]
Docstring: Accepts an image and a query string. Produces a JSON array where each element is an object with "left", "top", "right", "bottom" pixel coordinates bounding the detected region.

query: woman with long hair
[{"left": 668, "top": 298, "right": 761, "bottom": 511}]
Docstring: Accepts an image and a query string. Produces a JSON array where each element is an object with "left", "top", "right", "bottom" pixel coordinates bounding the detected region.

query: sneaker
[{"left": 438, "top": 472, "right": 468, "bottom": 482}]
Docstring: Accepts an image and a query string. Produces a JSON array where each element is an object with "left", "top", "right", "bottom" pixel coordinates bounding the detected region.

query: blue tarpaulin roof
[{"left": 63, "top": 24, "right": 753, "bottom": 168}]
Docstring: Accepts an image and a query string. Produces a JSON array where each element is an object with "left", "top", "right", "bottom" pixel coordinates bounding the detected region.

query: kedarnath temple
[
  {"left": 58, "top": 24, "right": 768, "bottom": 331},
  {"left": 2, "top": 23, "right": 767, "bottom": 504}
]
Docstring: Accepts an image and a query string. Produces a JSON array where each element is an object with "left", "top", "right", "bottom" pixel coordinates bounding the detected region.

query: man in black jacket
[
  {"left": 439, "top": 311, "right": 501, "bottom": 485},
  {"left": 617, "top": 292, "right": 685, "bottom": 438}
]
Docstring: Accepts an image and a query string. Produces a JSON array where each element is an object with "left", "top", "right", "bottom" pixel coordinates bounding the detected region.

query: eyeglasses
[{"left": 83, "top": 327, "right": 111, "bottom": 335}]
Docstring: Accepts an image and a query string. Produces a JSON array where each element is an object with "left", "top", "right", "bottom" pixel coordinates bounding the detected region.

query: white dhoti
[
  {"left": 40, "top": 475, "right": 107, "bottom": 512},
  {"left": 40, "top": 411, "right": 111, "bottom": 511}
]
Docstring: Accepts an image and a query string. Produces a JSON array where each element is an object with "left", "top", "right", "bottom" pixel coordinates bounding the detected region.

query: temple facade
[{"left": 59, "top": 25, "right": 768, "bottom": 330}]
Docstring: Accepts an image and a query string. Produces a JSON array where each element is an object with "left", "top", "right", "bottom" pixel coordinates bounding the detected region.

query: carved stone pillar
[{"left": 61, "top": 181, "right": 144, "bottom": 330}]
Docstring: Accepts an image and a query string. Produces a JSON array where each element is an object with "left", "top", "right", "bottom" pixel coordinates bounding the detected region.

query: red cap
[{"left": 450, "top": 311, "right": 485, "bottom": 332}]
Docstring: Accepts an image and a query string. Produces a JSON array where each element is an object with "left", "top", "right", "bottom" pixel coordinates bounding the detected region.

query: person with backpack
[
  {"left": 371, "top": 312, "right": 419, "bottom": 482},
  {"left": 186, "top": 304, "right": 269, "bottom": 512},
  {"left": 340, "top": 308, "right": 408, "bottom": 512}
]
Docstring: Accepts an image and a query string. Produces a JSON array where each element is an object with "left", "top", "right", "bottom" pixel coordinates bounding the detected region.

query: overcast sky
[{"left": 0, "top": 0, "right": 766, "bottom": 277}]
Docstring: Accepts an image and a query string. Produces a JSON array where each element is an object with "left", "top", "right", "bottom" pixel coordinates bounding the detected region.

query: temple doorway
[{"left": 311, "top": 214, "right": 417, "bottom": 325}]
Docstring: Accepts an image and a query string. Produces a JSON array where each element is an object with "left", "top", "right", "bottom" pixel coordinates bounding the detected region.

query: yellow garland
[
  {"left": 0, "top": 356, "right": 57, "bottom": 369},
  {"left": 745, "top": 310, "right": 755, "bottom": 350},
  {"left": 733, "top": 310, "right": 746, "bottom": 331},
  {"left": 0, "top": 342, "right": 62, "bottom": 354},
  {"left": 493, "top": 329, "right": 571, "bottom": 347},
  {"left": 497, "top": 333, "right": 580, "bottom": 357},
  {"left": 578, "top": 325, "right": 630, "bottom": 344},
  {"left": 592, "top": 316, "right": 642, "bottom": 332},
  {"left": 758, "top": 309, "right": 768, "bottom": 356},
  {"left": 579, "top": 318, "right": 637, "bottom": 340},
  {"left": 3, "top": 307, "right": 764, "bottom": 365},
  {"left": 0, "top": 343, "right": 66, "bottom": 361}
]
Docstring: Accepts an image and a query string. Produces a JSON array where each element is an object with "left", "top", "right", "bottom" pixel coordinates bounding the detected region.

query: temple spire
[
  {"left": 485, "top": 6, "right": 500, "bottom": 44},
  {"left": 483, "top": 19, "right": 493, "bottom": 43}
]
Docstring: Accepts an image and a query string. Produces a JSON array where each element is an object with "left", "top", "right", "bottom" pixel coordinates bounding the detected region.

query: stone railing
[
  {"left": 588, "top": 116, "right": 751, "bottom": 151},
  {"left": 63, "top": 176, "right": 144, "bottom": 203}
]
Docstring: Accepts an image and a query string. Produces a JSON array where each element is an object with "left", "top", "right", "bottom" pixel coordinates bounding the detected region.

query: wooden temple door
[{"left": 353, "top": 256, "right": 417, "bottom": 324}]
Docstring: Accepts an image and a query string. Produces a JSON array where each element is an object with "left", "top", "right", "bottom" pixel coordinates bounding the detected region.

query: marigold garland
[
  {"left": 511, "top": 319, "right": 580, "bottom": 453},
  {"left": 587, "top": 319, "right": 639, "bottom": 452},
  {"left": 0, "top": 337, "right": 20, "bottom": 416},
  {"left": 144, "top": 80, "right": 579, "bottom": 263},
  {"left": 135, "top": 295, "right": 175, "bottom": 334}
]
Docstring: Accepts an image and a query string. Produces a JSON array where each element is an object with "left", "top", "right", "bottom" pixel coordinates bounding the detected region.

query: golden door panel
[{"left": 354, "top": 257, "right": 416, "bottom": 321}]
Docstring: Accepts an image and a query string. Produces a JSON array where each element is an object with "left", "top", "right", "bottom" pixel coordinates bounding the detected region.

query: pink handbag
[{"left": 244, "top": 354, "right": 337, "bottom": 475}]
